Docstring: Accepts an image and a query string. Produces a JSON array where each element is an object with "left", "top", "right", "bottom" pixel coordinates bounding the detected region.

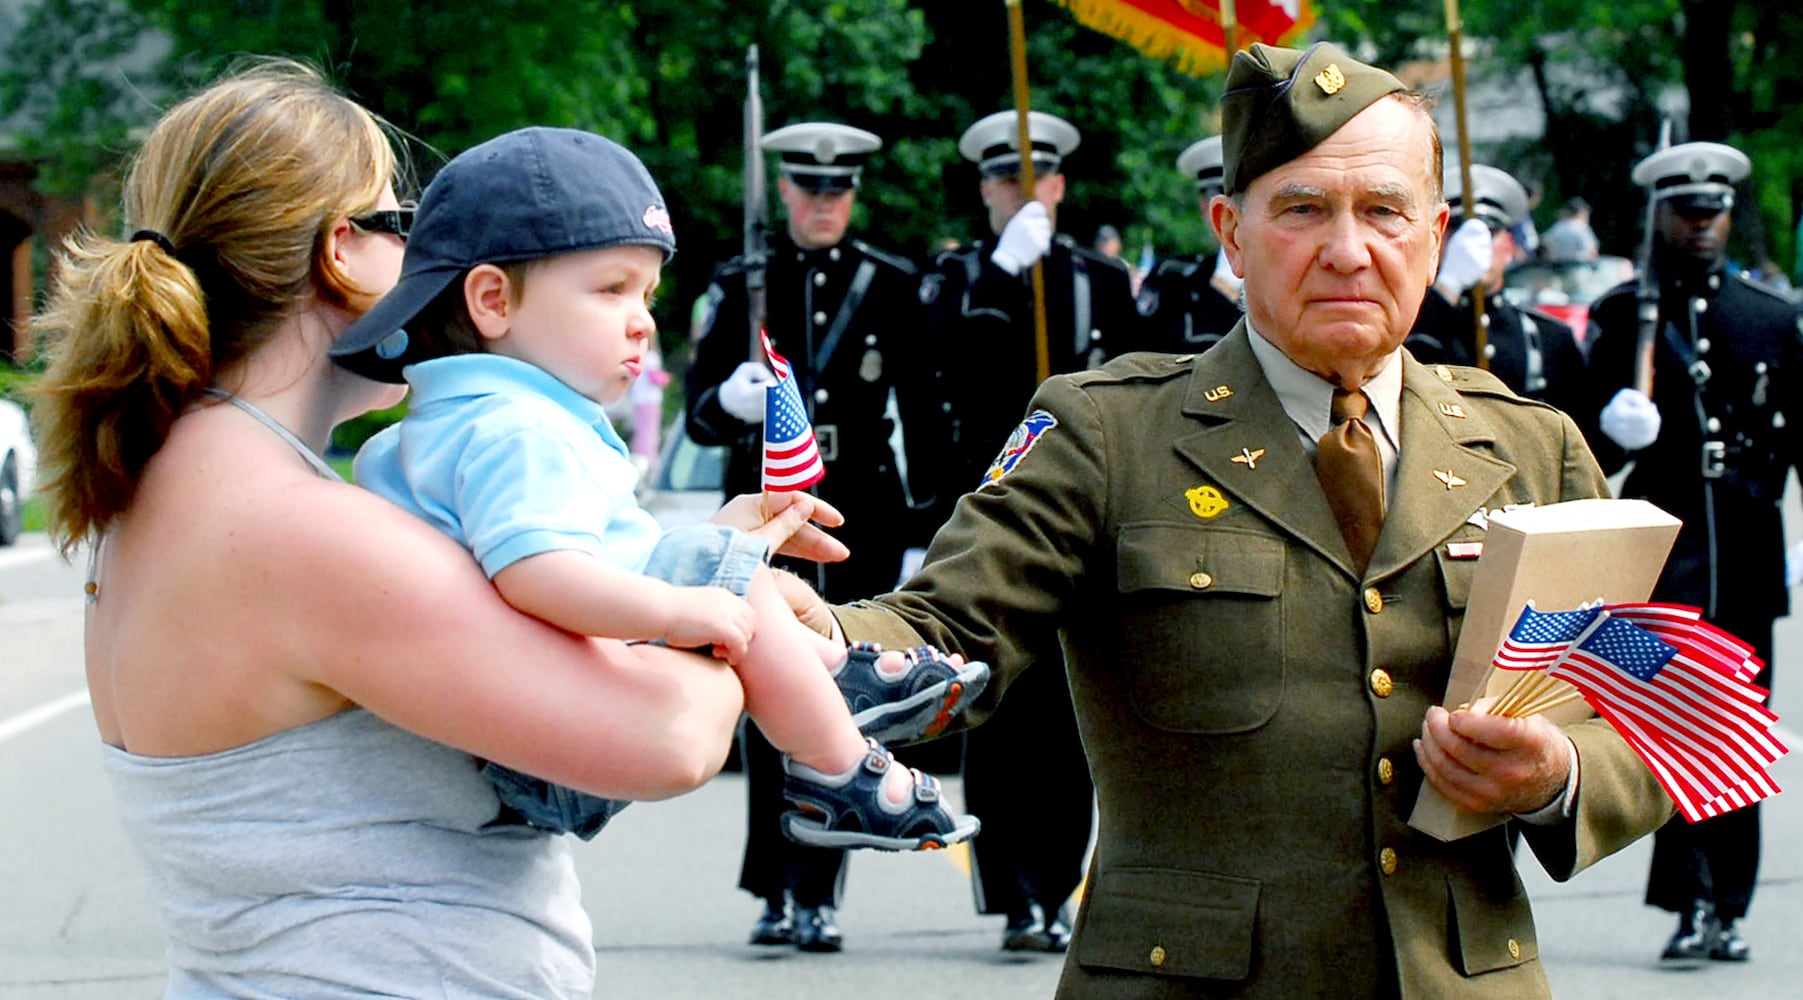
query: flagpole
[
  {"left": 1220, "top": 0, "right": 1239, "bottom": 58},
  {"left": 1005, "top": 0, "right": 1051, "bottom": 385},
  {"left": 1444, "top": 0, "right": 1488, "bottom": 369}
]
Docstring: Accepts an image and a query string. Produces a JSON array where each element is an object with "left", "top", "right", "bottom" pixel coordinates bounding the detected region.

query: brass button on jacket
[
  {"left": 1189, "top": 571, "right": 1213, "bottom": 589},
  {"left": 1363, "top": 587, "right": 1383, "bottom": 613},
  {"left": 1380, "top": 847, "right": 1398, "bottom": 875},
  {"left": 1369, "top": 669, "right": 1393, "bottom": 698},
  {"left": 1507, "top": 938, "right": 1521, "bottom": 960},
  {"left": 1376, "top": 757, "right": 1394, "bottom": 784},
  {"left": 1149, "top": 945, "right": 1167, "bottom": 968}
]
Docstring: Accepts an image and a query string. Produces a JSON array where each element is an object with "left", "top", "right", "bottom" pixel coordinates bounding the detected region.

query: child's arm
[{"left": 492, "top": 550, "right": 756, "bottom": 659}]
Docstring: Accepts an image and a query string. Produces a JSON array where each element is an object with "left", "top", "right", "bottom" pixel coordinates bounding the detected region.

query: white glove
[
  {"left": 991, "top": 201, "right": 1053, "bottom": 276},
  {"left": 717, "top": 361, "right": 775, "bottom": 424},
  {"left": 1435, "top": 217, "right": 1493, "bottom": 297},
  {"left": 1599, "top": 388, "right": 1662, "bottom": 451}
]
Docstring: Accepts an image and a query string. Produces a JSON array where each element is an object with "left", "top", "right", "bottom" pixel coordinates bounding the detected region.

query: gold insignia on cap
[
  {"left": 1315, "top": 63, "right": 1347, "bottom": 96},
  {"left": 1231, "top": 447, "right": 1266, "bottom": 470},
  {"left": 1438, "top": 402, "right": 1467, "bottom": 418},
  {"left": 1433, "top": 469, "right": 1468, "bottom": 490},
  {"left": 1204, "top": 384, "right": 1234, "bottom": 402},
  {"left": 1185, "top": 484, "right": 1231, "bottom": 519}
]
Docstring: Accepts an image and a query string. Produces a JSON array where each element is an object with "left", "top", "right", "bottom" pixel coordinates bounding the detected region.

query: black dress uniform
[
  {"left": 1132, "top": 134, "right": 1242, "bottom": 354},
  {"left": 1579, "top": 141, "right": 1801, "bottom": 962},
  {"left": 1407, "top": 291, "right": 1587, "bottom": 417},
  {"left": 685, "top": 121, "right": 943, "bottom": 947},
  {"left": 1134, "top": 251, "right": 1242, "bottom": 353}
]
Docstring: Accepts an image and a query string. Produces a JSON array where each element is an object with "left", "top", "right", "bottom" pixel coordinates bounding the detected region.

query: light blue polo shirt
[{"left": 355, "top": 354, "right": 662, "bottom": 579}]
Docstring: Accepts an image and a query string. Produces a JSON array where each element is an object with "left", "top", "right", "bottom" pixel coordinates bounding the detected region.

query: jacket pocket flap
[
  {"left": 1446, "top": 873, "right": 1537, "bottom": 975},
  {"left": 1075, "top": 867, "right": 1260, "bottom": 981},
  {"left": 1117, "top": 523, "right": 1284, "bottom": 597}
]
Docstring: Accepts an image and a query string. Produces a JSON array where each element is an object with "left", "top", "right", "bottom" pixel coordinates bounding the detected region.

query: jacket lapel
[
  {"left": 1169, "top": 327, "right": 1356, "bottom": 571},
  {"left": 1367, "top": 355, "right": 1518, "bottom": 579}
]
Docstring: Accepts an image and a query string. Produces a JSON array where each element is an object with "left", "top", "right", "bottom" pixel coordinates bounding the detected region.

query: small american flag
[
  {"left": 1544, "top": 609, "right": 1788, "bottom": 823},
  {"left": 760, "top": 330, "right": 825, "bottom": 492},
  {"left": 1493, "top": 605, "right": 1601, "bottom": 671}
]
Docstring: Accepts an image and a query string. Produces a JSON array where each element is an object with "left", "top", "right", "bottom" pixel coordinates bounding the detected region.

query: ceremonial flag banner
[
  {"left": 1052, "top": 0, "right": 1315, "bottom": 75},
  {"left": 760, "top": 331, "right": 825, "bottom": 491},
  {"left": 1485, "top": 602, "right": 1789, "bottom": 824}
]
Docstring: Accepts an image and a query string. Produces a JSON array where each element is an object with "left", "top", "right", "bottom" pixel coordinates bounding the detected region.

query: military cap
[
  {"left": 1177, "top": 135, "right": 1225, "bottom": 196},
  {"left": 958, "top": 110, "right": 1081, "bottom": 179},
  {"left": 762, "top": 122, "right": 882, "bottom": 192},
  {"left": 1630, "top": 141, "right": 1750, "bottom": 213},
  {"left": 1445, "top": 164, "right": 1529, "bottom": 232},
  {"left": 1220, "top": 42, "right": 1406, "bottom": 195}
]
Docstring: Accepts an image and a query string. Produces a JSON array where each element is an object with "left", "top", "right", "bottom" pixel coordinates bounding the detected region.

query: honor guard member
[
  {"left": 915, "top": 109, "right": 1140, "bottom": 954},
  {"left": 1405, "top": 164, "right": 1586, "bottom": 416},
  {"left": 1134, "top": 135, "right": 1245, "bottom": 352},
  {"left": 792, "top": 41, "right": 1669, "bottom": 996},
  {"left": 919, "top": 110, "right": 1143, "bottom": 503},
  {"left": 1581, "top": 140, "right": 1801, "bottom": 967},
  {"left": 684, "top": 121, "right": 941, "bottom": 954}
]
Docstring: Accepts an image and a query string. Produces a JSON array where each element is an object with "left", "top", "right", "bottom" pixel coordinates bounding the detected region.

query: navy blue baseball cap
[{"left": 332, "top": 126, "right": 677, "bottom": 383}]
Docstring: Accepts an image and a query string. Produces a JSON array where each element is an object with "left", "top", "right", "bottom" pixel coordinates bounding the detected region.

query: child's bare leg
[{"left": 738, "top": 566, "right": 915, "bottom": 803}]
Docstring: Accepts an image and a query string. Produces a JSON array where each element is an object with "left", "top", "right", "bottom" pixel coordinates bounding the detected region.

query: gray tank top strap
[{"left": 203, "top": 388, "right": 343, "bottom": 481}]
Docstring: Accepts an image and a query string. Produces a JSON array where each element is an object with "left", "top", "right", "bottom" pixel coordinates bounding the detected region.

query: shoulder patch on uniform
[
  {"left": 981, "top": 410, "right": 1058, "bottom": 488},
  {"left": 851, "top": 239, "right": 918, "bottom": 275}
]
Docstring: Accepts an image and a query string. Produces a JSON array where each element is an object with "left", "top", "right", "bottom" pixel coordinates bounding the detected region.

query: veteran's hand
[
  {"left": 713, "top": 491, "right": 850, "bottom": 564},
  {"left": 1414, "top": 699, "right": 1572, "bottom": 815},
  {"left": 771, "top": 568, "right": 839, "bottom": 639}
]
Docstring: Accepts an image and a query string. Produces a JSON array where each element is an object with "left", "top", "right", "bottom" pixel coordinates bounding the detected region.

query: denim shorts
[{"left": 484, "top": 524, "right": 771, "bottom": 839}]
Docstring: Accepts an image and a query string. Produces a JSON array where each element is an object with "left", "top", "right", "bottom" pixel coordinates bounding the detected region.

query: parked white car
[{"left": 1, "top": 398, "right": 37, "bottom": 546}]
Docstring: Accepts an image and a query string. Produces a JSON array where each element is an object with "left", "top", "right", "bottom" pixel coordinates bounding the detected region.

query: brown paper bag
[{"left": 1407, "top": 498, "right": 1681, "bottom": 842}]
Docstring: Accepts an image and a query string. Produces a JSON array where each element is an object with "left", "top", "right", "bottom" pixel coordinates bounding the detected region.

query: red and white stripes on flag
[
  {"left": 1530, "top": 604, "right": 1788, "bottom": 823},
  {"left": 760, "top": 330, "right": 825, "bottom": 492}
]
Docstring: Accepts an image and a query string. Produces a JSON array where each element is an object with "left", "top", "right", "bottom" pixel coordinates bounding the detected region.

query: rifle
[
  {"left": 743, "top": 44, "right": 770, "bottom": 364},
  {"left": 1632, "top": 119, "right": 1673, "bottom": 396}
]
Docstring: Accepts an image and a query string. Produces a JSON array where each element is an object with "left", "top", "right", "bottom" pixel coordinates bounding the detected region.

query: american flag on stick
[
  {"left": 760, "top": 330, "right": 825, "bottom": 492},
  {"left": 1487, "top": 602, "right": 1787, "bottom": 823}
]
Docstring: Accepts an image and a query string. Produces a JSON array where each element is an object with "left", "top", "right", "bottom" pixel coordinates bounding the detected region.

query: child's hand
[{"left": 666, "top": 586, "right": 756, "bottom": 661}]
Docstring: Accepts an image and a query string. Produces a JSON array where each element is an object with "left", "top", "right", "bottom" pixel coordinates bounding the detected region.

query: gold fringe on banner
[{"left": 1052, "top": 0, "right": 1315, "bottom": 77}]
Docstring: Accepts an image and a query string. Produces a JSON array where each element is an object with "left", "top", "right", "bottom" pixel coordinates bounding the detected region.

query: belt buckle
[
  {"left": 814, "top": 423, "right": 839, "bottom": 462},
  {"left": 1702, "top": 441, "right": 1726, "bottom": 479}
]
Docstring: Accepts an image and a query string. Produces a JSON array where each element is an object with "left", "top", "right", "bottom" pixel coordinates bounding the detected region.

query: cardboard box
[{"left": 1407, "top": 498, "right": 1681, "bottom": 842}]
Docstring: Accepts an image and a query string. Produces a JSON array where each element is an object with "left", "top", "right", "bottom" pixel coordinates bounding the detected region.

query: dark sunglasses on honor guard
[{"left": 349, "top": 202, "right": 416, "bottom": 239}]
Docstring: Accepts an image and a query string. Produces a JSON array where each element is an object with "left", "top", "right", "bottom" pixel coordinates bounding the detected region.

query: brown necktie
[{"left": 1315, "top": 389, "right": 1385, "bottom": 573}]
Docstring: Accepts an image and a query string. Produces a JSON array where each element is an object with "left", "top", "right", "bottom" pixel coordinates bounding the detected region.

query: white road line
[
  {"left": 0, "top": 544, "right": 56, "bottom": 571},
  {"left": 0, "top": 689, "right": 91, "bottom": 745}
]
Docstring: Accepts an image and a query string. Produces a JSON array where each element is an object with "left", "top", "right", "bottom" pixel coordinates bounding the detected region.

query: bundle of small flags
[
  {"left": 1488, "top": 602, "right": 1786, "bottom": 822},
  {"left": 759, "top": 330, "right": 825, "bottom": 492}
]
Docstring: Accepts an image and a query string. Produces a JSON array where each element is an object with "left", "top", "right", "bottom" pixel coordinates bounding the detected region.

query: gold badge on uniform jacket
[{"left": 1185, "top": 484, "right": 1230, "bottom": 519}]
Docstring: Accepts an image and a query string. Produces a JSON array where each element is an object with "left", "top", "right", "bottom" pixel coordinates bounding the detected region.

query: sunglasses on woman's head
[{"left": 349, "top": 202, "right": 416, "bottom": 239}]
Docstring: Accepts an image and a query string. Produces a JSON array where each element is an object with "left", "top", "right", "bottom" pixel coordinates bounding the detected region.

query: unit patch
[{"left": 981, "top": 410, "right": 1058, "bottom": 487}]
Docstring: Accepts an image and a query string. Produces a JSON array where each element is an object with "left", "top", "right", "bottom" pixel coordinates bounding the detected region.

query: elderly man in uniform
[
  {"left": 684, "top": 120, "right": 944, "bottom": 953},
  {"left": 779, "top": 42, "right": 1670, "bottom": 996},
  {"left": 916, "top": 108, "right": 1141, "bottom": 953},
  {"left": 1135, "top": 135, "right": 1245, "bottom": 353},
  {"left": 1580, "top": 140, "right": 1800, "bottom": 966},
  {"left": 1406, "top": 164, "right": 1587, "bottom": 417}
]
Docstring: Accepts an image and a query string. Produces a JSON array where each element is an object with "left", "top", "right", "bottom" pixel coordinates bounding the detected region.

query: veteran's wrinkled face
[{"left": 1214, "top": 97, "right": 1448, "bottom": 389}]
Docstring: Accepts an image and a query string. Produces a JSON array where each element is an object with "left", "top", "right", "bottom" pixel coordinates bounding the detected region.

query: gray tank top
[
  {"left": 96, "top": 392, "right": 593, "bottom": 998},
  {"left": 101, "top": 710, "right": 595, "bottom": 999}
]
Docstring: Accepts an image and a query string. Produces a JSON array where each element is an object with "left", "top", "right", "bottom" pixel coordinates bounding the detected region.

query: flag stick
[
  {"left": 1444, "top": 0, "right": 1488, "bottom": 369},
  {"left": 1220, "top": 0, "right": 1239, "bottom": 57},
  {"left": 1005, "top": 0, "right": 1051, "bottom": 385}
]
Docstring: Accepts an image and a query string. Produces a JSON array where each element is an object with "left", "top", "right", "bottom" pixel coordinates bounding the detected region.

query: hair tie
[{"left": 131, "top": 229, "right": 177, "bottom": 255}]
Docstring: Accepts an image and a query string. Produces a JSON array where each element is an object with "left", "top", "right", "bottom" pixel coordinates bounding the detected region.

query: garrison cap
[
  {"left": 1631, "top": 141, "right": 1750, "bottom": 213},
  {"left": 1177, "top": 135, "right": 1225, "bottom": 196},
  {"left": 958, "top": 110, "right": 1081, "bottom": 179},
  {"left": 762, "top": 122, "right": 881, "bottom": 192},
  {"left": 1219, "top": 42, "right": 1406, "bottom": 195},
  {"left": 1445, "top": 164, "right": 1529, "bottom": 232}
]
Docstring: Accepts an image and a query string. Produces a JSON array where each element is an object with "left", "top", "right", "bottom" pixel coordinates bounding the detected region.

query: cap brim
[
  {"left": 328, "top": 264, "right": 462, "bottom": 383},
  {"left": 1664, "top": 193, "right": 1730, "bottom": 213},
  {"left": 785, "top": 172, "right": 858, "bottom": 192}
]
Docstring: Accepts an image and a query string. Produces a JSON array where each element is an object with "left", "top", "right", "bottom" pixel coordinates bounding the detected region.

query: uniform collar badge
[{"left": 1186, "top": 484, "right": 1231, "bottom": 519}]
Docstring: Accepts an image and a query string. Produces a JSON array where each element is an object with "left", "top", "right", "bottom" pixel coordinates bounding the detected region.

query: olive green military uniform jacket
[{"left": 835, "top": 328, "right": 1671, "bottom": 998}]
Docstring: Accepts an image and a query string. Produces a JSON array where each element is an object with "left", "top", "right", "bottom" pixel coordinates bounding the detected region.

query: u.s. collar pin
[
  {"left": 1204, "top": 384, "right": 1234, "bottom": 402},
  {"left": 1439, "top": 402, "right": 1467, "bottom": 418}
]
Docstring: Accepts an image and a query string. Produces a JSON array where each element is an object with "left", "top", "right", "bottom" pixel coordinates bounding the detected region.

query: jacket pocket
[
  {"left": 1075, "top": 866, "right": 1261, "bottom": 981},
  {"left": 1116, "top": 522, "right": 1285, "bottom": 734},
  {"left": 1446, "top": 872, "right": 1538, "bottom": 975}
]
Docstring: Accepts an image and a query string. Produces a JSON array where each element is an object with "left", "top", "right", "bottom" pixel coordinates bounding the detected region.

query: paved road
[{"left": 1, "top": 528, "right": 1798, "bottom": 998}]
